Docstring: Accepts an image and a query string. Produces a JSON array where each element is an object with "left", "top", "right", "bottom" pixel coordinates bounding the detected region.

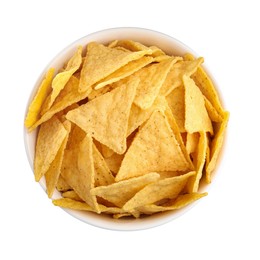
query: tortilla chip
[
  {"left": 116, "top": 110, "right": 192, "bottom": 181},
  {"left": 41, "top": 46, "right": 82, "bottom": 114},
  {"left": 184, "top": 53, "right": 225, "bottom": 117},
  {"left": 206, "top": 111, "right": 229, "bottom": 183},
  {"left": 127, "top": 95, "right": 168, "bottom": 136},
  {"left": 91, "top": 172, "right": 160, "bottom": 207},
  {"left": 183, "top": 75, "right": 213, "bottom": 134},
  {"left": 92, "top": 143, "right": 115, "bottom": 186},
  {"left": 104, "top": 153, "right": 124, "bottom": 174},
  {"left": 34, "top": 115, "right": 67, "bottom": 181},
  {"left": 204, "top": 97, "right": 224, "bottom": 123},
  {"left": 109, "top": 39, "right": 150, "bottom": 52},
  {"left": 25, "top": 68, "right": 55, "bottom": 128},
  {"left": 29, "top": 76, "right": 91, "bottom": 132},
  {"left": 186, "top": 132, "right": 200, "bottom": 155},
  {"left": 79, "top": 41, "right": 151, "bottom": 92},
  {"left": 94, "top": 56, "right": 153, "bottom": 90},
  {"left": 123, "top": 171, "right": 195, "bottom": 211},
  {"left": 166, "top": 85, "right": 185, "bottom": 132},
  {"left": 45, "top": 120, "right": 71, "bottom": 197},
  {"left": 160, "top": 57, "right": 204, "bottom": 96},
  {"left": 56, "top": 175, "right": 71, "bottom": 192},
  {"left": 62, "top": 190, "right": 83, "bottom": 201},
  {"left": 66, "top": 77, "right": 138, "bottom": 154},
  {"left": 61, "top": 134, "right": 99, "bottom": 212},
  {"left": 138, "top": 192, "right": 207, "bottom": 214},
  {"left": 186, "top": 132, "right": 208, "bottom": 192},
  {"left": 133, "top": 58, "right": 175, "bottom": 109}
]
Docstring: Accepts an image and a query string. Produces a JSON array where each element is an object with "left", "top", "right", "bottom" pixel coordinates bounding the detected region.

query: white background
[{"left": 1, "top": 0, "right": 259, "bottom": 259}]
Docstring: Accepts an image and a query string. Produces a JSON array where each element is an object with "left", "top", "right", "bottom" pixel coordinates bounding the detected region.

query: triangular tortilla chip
[
  {"left": 183, "top": 75, "right": 213, "bottom": 134},
  {"left": 91, "top": 172, "right": 160, "bottom": 207},
  {"left": 79, "top": 41, "right": 151, "bottom": 92},
  {"left": 108, "top": 39, "right": 150, "bottom": 52},
  {"left": 92, "top": 143, "right": 115, "bottom": 186},
  {"left": 34, "top": 115, "right": 67, "bottom": 182},
  {"left": 66, "top": 77, "right": 138, "bottom": 154},
  {"left": 29, "top": 76, "right": 91, "bottom": 131},
  {"left": 41, "top": 46, "right": 82, "bottom": 114},
  {"left": 186, "top": 132, "right": 208, "bottom": 192},
  {"left": 94, "top": 56, "right": 153, "bottom": 90},
  {"left": 123, "top": 171, "right": 195, "bottom": 211},
  {"left": 206, "top": 111, "right": 229, "bottom": 183},
  {"left": 133, "top": 58, "right": 175, "bottom": 109},
  {"left": 184, "top": 53, "right": 225, "bottom": 117},
  {"left": 61, "top": 134, "right": 99, "bottom": 212},
  {"left": 204, "top": 97, "right": 224, "bottom": 123},
  {"left": 138, "top": 192, "right": 207, "bottom": 214},
  {"left": 127, "top": 95, "right": 168, "bottom": 136},
  {"left": 166, "top": 85, "right": 185, "bottom": 132},
  {"left": 24, "top": 68, "right": 55, "bottom": 128},
  {"left": 116, "top": 110, "right": 192, "bottom": 181},
  {"left": 160, "top": 57, "right": 204, "bottom": 96},
  {"left": 45, "top": 120, "right": 71, "bottom": 197}
]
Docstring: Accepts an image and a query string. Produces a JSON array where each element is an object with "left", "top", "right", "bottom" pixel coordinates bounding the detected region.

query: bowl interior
[{"left": 24, "top": 27, "right": 222, "bottom": 231}]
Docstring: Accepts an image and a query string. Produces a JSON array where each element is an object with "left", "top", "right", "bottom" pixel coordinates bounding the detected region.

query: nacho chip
[
  {"left": 29, "top": 76, "right": 91, "bottom": 132},
  {"left": 62, "top": 190, "right": 83, "bottom": 201},
  {"left": 61, "top": 134, "right": 99, "bottom": 212},
  {"left": 104, "top": 152, "right": 124, "bottom": 174},
  {"left": 123, "top": 171, "right": 195, "bottom": 211},
  {"left": 206, "top": 111, "right": 229, "bottom": 183},
  {"left": 91, "top": 172, "right": 160, "bottom": 207},
  {"left": 186, "top": 132, "right": 208, "bottom": 192},
  {"left": 92, "top": 143, "right": 115, "bottom": 186},
  {"left": 116, "top": 110, "right": 192, "bottom": 181},
  {"left": 186, "top": 132, "right": 200, "bottom": 155},
  {"left": 133, "top": 58, "right": 176, "bottom": 109},
  {"left": 109, "top": 39, "right": 150, "bottom": 52},
  {"left": 183, "top": 75, "right": 213, "bottom": 134},
  {"left": 45, "top": 120, "right": 71, "bottom": 197},
  {"left": 166, "top": 85, "right": 185, "bottom": 132},
  {"left": 204, "top": 97, "right": 224, "bottom": 123},
  {"left": 34, "top": 115, "right": 67, "bottom": 181},
  {"left": 94, "top": 56, "right": 153, "bottom": 90},
  {"left": 25, "top": 68, "right": 55, "bottom": 128},
  {"left": 79, "top": 41, "right": 151, "bottom": 92},
  {"left": 138, "top": 192, "right": 207, "bottom": 214},
  {"left": 127, "top": 95, "right": 168, "bottom": 136},
  {"left": 56, "top": 175, "right": 71, "bottom": 192},
  {"left": 41, "top": 46, "right": 82, "bottom": 114},
  {"left": 160, "top": 57, "right": 204, "bottom": 96},
  {"left": 184, "top": 53, "right": 225, "bottom": 117},
  {"left": 66, "top": 77, "right": 138, "bottom": 154}
]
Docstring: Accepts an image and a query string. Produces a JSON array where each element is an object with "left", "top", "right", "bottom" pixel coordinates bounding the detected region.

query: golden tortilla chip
[
  {"left": 91, "top": 172, "right": 160, "bottom": 207},
  {"left": 204, "top": 97, "right": 224, "bottom": 123},
  {"left": 133, "top": 58, "right": 175, "bottom": 109},
  {"left": 186, "top": 132, "right": 200, "bottom": 155},
  {"left": 66, "top": 77, "right": 138, "bottom": 154},
  {"left": 24, "top": 68, "right": 55, "bottom": 128},
  {"left": 92, "top": 143, "right": 115, "bottom": 186},
  {"left": 160, "top": 57, "right": 204, "bottom": 96},
  {"left": 45, "top": 120, "right": 71, "bottom": 197},
  {"left": 206, "top": 111, "right": 229, "bottom": 183},
  {"left": 56, "top": 175, "right": 71, "bottom": 192},
  {"left": 34, "top": 115, "right": 67, "bottom": 182},
  {"left": 41, "top": 46, "right": 82, "bottom": 114},
  {"left": 116, "top": 110, "right": 192, "bottom": 181},
  {"left": 123, "top": 171, "right": 195, "bottom": 211},
  {"left": 79, "top": 41, "right": 151, "bottom": 92},
  {"left": 61, "top": 134, "right": 99, "bottom": 212},
  {"left": 94, "top": 56, "right": 153, "bottom": 90},
  {"left": 138, "top": 192, "right": 207, "bottom": 214},
  {"left": 104, "top": 153, "right": 124, "bottom": 174},
  {"left": 183, "top": 75, "right": 213, "bottom": 134},
  {"left": 186, "top": 132, "right": 208, "bottom": 192},
  {"left": 29, "top": 76, "right": 91, "bottom": 132},
  {"left": 62, "top": 190, "right": 83, "bottom": 201},
  {"left": 127, "top": 95, "right": 168, "bottom": 136},
  {"left": 184, "top": 53, "right": 225, "bottom": 117},
  {"left": 166, "top": 85, "right": 185, "bottom": 132},
  {"left": 109, "top": 39, "right": 150, "bottom": 52}
]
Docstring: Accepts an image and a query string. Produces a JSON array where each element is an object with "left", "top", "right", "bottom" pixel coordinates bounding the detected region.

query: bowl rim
[{"left": 23, "top": 27, "right": 227, "bottom": 231}]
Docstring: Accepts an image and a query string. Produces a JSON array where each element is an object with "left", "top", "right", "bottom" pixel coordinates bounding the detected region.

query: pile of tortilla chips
[{"left": 25, "top": 40, "right": 229, "bottom": 219}]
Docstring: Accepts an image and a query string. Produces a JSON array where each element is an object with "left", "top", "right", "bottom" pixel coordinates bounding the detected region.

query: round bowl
[{"left": 24, "top": 27, "right": 224, "bottom": 231}]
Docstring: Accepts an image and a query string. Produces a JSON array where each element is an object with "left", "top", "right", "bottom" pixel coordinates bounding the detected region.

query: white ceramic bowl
[{"left": 24, "top": 27, "right": 224, "bottom": 231}]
